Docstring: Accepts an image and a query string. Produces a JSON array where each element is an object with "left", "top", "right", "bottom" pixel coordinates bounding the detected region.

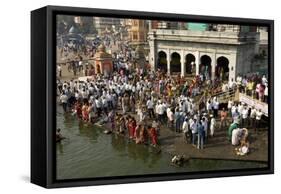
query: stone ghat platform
[{"left": 96, "top": 115, "right": 268, "bottom": 163}]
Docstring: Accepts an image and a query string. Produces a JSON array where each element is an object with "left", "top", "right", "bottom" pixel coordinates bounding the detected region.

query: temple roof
[{"left": 94, "top": 44, "right": 112, "bottom": 59}]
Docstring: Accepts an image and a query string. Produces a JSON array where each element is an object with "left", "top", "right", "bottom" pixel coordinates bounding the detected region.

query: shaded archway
[
  {"left": 157, "top": 51, "right": 167, "bottom": 72},
  {"left": 216, "top": 56, "right": 229, "bottom": 81},
  {"left": 170, "top": 52, "right": 181, "bottom": 73},
  {"left": 200, "top": 55, "right": 212, "bottom": 79},
  {"left": 185, "top": 54, "right": 195, "bottom": 74}
]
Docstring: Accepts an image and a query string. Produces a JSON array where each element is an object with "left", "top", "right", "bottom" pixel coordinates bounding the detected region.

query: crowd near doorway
[
  {"left": 200, "top": 55, "right": 212, "bottom": 80},
  {"left": 185, "top": 54, "right": 195, "bottom": 74},
  {"left": 170, "top": 52, "right": 181, "bottom": 73},
  {"left": 157, "top": 51, "right": 167, "bottom": 72},
  {"left": 216, "top": 56, "right": 229, "bottom": 81}
]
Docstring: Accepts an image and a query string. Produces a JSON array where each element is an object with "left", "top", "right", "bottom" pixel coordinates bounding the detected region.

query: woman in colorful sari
[
  {"left": 167, "top": 84, "right": 172, "bottom": 97},
  {"left": 128, "top": 117, "right": 136, "bottom": 139},
  {"left": 87, "top": 102, "right": 94, "bottom": 123},
  {"left": 74, "top": 101, "right": 82, "bottom": 119},
  {"left": 82, "top": 102, "right": 89, "bottom": 122},
  {"left": 139, "top": 125, "right": 148, "bottom": 144},
  {"left": 135, "top": 123, "right": 142, "bottom": 144},
  {"left": 149, "top": 126, "right": 158, "bottom": 146}
]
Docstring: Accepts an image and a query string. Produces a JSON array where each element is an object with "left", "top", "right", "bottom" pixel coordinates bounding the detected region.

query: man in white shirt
[
  {"left": 95, "top": 97, "right": 102, "bottom": 117},
  {"left": 238, "top": 102, "right": 243, "bottom": 115},
  {"left": 106, "top": 92, "right": 113, "bottom": 110},
  {"left": 182, "top": 118, "right": 190, "bottom": 143},
  {"left": 166, "top": 107, "right": 174, "bottom": 129},
  {"left": 231, "top": 128, "right": 241, "bottom": 146},
  {"left": 60, "top": 92, "right": 68, "bottom": 112},
  {"left": 102, "top": 97, "right": 108, "bottom": 114},
  {"left": 202, "top": 117, "right": 208, "bottom": 139},
  {"left": 228, "top": 100, "right": 233, "bottom": 113},
  {"left": 250, "top": 107, "right": 256, "bottom": 128},
  {"left": 158, "top": 103, "right": 165, "bottom": 124},
  {"left": 190, "top": 119, "right": 197, "bottom": 146},
  {"left": 206, "top": 100, "right": 212, "bottom": 114},
  {"left": 262, "top": 75, "right": 268, "bottom": 85},
  {"left": 78, "top": 60, "right": 83, "bottom": 73},
  {"left": 210, "top": 115, "right": 216, "bottom": 137},
  {"left": 146, "top": 98, "right": 155, "bottom": 119},
  {"left": 213, "top": 98, "right": 219, "bottom": 118},
  {"left": 57, "top": 65, "right": 62, "bottom": 77},
  {"left": 264, "top": 84, "right": 268, "bottom": 103},
  {"left": 255, "top": 109, "right": 263, "bottom": 132},
  {"left": 241, "top": 106, "right": 249, "bottom": 127}
]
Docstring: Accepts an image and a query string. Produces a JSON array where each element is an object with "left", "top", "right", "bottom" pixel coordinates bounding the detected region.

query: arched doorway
[
  {"left": 157, "top": 51, "right": 167, "bottom": 72},
  {"left": 170, "top": 52, "right": 181, "bottom": 73},
  {"left": 200, "top": 55, "right": 212, "bottom": 80},
  {"left": 185, "top": 54, "right": 195, "bottom": 74},
  {"left": 216, "top": 56, "right": 229, "bottom": 81}
]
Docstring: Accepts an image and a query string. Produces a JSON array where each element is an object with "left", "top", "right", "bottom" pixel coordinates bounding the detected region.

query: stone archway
[
  {"left": 185, "top": 54, "right": 195, "bottom": 74},
  {"left": 170, "top": 52, "right": 181, "bottom": 73},
  {"left": 157, "top": 51, "right": 167, "bottom": 72},
  {"left": 216, "top": 56, "right": 229, "bottom": 81},
  {"left": 200, "top": 55, "right": 212, "bottom": 80}
]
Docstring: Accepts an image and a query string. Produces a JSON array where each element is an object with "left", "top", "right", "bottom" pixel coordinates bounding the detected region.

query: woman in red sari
[
  {"left": 139, "top": 126, "right": 148, "bottom": 144},
  {"left": 135, "top": 123, "right": 141, "bottom": 144},
  {"left": 74, "top": 102, "right": 82, "bottom": 119},
  {"left": 149, "top": 127, "right": 158, "bottom": 146},
  {"left": 82, "top": 102, "right": 89, "bottom": 122},
  {"left": 128, "top": 117, "right": 136, "bottom": 139}
]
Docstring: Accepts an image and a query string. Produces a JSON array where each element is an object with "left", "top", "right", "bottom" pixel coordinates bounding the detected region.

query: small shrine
[{"left": 94, "top": 44, "right": 113, "bottom": 75}]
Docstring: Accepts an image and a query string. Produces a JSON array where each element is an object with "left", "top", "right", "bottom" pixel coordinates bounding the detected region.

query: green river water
[{"left": 56, "top": 107, "right": 266, "bottom": 180}]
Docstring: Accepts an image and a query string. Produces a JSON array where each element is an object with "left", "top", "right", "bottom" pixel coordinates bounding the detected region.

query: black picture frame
[{"left": 31, "top": 5, "right": 274, "bottom": 188}]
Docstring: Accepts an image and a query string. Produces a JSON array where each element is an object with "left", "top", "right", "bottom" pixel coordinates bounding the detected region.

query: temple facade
[
  {"left": 148, "top": 26, "right": 261, "bottom": 82},
  {"left": 94, "top": 44, "right": 113, "bottom": 75}
]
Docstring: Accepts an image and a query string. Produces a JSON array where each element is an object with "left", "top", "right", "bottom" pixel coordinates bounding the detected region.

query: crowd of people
[
  {"left": 57, "top": 32, "right": 133, "bottom": 78},
  {"left": 58, "top": 64, "right": 266, "bottom": 154},
  {"left": 57, "top": 40, "right": 267, "bottom": 155}
]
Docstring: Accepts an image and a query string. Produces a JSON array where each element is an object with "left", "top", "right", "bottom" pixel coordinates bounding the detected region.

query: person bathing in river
[
  {"left": 82, "top": 101, "right": 89, "bottom": 122},
  {"left": 88, "top": 102, "right": 95, "bottom": 123},
  {"left": 107, "top": 110, "right": 115, "bottom": 131},
  {"left": 128, "top": 117, "right": 137, "bottom": 139},
  {"left": 135, "top": 123, "right": 142, "bottom": 144},
  {"left": 140, "top": 125, "right": 148, "bottom": 144},
  {"left": 73, "top": 101, "right": 82, "bottom": 119}
]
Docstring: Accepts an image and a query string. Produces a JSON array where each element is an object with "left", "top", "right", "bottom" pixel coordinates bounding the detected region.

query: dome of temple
[
  {"left": 94, "top": 44, "right": 112, "bottom": 59},
  {"left": 97, "top": 44, "right": 106, "bottom": 52}
]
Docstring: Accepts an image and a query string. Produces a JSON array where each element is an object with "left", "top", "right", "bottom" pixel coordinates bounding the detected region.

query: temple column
[
  {"left": 228, "top": 53, "right": 237, "bottom": 82},
  {"left": 195, "top": 51, "right": 200, "bottom": 75},
  {"left": 148, "top": 32, "right": 156, "bottom": 71},
  {"left": 180, "top": 50, "right": 185, "bottom": 77},
  {"left": 211, "top": 54, "right": 216, "bottom": 80},
  {"left": 167, "top": 49, "right": 171, "bottom": 75}
]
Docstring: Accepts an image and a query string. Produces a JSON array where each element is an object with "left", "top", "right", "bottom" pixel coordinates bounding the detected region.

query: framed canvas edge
[{"left": 31, "top": 5, "right": 274, "bottom": 188}]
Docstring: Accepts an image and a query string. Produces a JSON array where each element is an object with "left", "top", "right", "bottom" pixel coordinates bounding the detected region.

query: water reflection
[{"left": 111, "top": 134, "right": 126, "bottom": 153}]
